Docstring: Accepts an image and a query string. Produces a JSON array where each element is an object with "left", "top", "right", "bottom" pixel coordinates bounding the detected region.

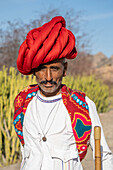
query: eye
[
  {"left": 41, "top": 67, "right": 46, "bottom": 70},
  {"left": 38, "top": 66, "right": 46, "bottom": 71},
  {"left": 51, "top": 66, "right": 60, "bottom": 71}
]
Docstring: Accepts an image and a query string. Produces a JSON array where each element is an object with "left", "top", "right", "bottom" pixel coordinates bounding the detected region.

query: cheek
[
  {"left": 35, "top": 72, "right": 44, "bottom": 81},
  {"left": 53, "top": 72, "right": 63, "bottom": 81}
]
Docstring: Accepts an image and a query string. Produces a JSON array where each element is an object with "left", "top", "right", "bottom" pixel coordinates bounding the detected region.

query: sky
[{"left": 0, "top": 0, "right": 113, "bottom": 58}]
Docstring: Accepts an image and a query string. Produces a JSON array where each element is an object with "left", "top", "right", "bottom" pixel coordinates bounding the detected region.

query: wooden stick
[{"left": 94, "top": 126, "right": 101, "bottom": 170}]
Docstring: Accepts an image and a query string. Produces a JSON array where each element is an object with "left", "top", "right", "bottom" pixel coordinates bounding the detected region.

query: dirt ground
[{"left": 0, "top": 110, "right": 113, "bottom": 170}]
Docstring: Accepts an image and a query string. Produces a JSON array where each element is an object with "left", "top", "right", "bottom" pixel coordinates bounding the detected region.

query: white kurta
[{"left": 20, "top": 91, "right": 113, "bottom": 170}]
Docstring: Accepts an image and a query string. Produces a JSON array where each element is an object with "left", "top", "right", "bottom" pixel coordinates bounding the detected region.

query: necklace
[{"left": 35, "top": 93, "right": 61, "bottom": 142}]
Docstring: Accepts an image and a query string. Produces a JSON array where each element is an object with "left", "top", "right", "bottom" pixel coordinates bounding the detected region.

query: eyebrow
[
  {"left": 40, "top": 65, "right": 60, "bottom": 69},
  {"left": 34, "top": 65, "right": 61, "bottom": 72},
  {"left": 50, "top": 66, "right": 60, "bottom": 69}
]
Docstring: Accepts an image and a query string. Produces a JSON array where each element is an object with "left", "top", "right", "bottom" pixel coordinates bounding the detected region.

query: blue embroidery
[
  {"left": 71, "top": 94, "right": 89, "bottom": 111},
  {"left": 75, "top": 119, "right": 91, "bottom": 138},
  {"left": 26, "top": 92, "right": 36, "bottom": 99},
  {"left": 14, "top": 126, "right": 23, "bottom": 136},
  {"left": 13, "top": 113, "right": 23, "bottom": 136}
]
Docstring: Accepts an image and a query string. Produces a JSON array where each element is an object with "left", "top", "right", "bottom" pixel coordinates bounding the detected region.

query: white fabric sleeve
[
  {"left": 86, "top": 96, "right": 113, "bottom": 170},
  {"left": 20, "top": 143, "right": 24, "bottom": 160}
]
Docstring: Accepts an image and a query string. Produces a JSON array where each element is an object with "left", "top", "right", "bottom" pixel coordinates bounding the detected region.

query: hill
[
  {"left": 90, "top": 52, "right": 113, "bottom": 88},
  {"left": 67, "top": 52, "right": 113, "bottom": 90}
]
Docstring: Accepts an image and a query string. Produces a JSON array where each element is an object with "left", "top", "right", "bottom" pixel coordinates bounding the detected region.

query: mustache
[{"left": 40, "top": 80, "right": 57, "bottom": 85}]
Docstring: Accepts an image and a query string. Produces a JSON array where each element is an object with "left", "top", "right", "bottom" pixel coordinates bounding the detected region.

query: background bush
[
  {"left": 0, "top": 66, "right": 111, "bottom": 166},
  {"left": 63, "top": 75, "right": 110, "bottom": 113}
]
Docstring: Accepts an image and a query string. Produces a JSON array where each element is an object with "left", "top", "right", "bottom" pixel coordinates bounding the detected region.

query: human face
[{"left": 34, "top": 59, "right": 67, "bottom": 97}]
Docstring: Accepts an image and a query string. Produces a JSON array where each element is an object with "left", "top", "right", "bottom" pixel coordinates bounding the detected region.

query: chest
[{"left": 23, "top": 96, "right": 73, "bottom": 138}]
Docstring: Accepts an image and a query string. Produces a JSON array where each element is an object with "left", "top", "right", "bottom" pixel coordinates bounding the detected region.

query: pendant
[{"left": 42, "top": 136, "right": 47, "bottom": 142}]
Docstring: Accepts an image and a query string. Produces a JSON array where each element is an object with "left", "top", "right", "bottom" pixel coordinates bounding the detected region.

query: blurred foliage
[
  {"left": 0, "top": 66, "right": 36, "bottom": 166},
  {"left": 0, "top": 66, "right": 111, "bottom": 166},
  {"left": 63, "top": 75, "right": 110, "bottom": 113}
]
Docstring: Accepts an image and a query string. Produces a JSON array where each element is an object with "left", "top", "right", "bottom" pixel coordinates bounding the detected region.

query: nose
[{"left": 46, "top": 68, "right": 52, "bottom": 81}]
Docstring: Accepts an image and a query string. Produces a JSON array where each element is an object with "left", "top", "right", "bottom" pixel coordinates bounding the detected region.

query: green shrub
[
  {"left": 0, "top": 66, "right": 36, "bottom": 166},
  {"left": 63, "top": 75, "right": 110, "bottom": 113},
  {"left": 0, "top": 66, "right": 111, "bottom": 166}
]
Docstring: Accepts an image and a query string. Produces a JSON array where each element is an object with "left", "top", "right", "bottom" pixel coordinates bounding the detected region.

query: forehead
[
  {"left": 33, "top": 59, "right": 65, "bottom": 72},
  {"left": 43, "top": 61, "right": 63, "bottom": 67},
  {"left": 44, "top": 58, "right": 65, "bottom": 65},
  {"left": 39, "top": 58, "right": 65, "bottom": 67}
]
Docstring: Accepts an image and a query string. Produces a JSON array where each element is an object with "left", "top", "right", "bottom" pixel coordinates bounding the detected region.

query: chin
[
  {"left": 42, "top": 87, "right": 58, "bottom": 94},
  {"left": 39, "top": 85, "right": 61, "bottom": 97}
]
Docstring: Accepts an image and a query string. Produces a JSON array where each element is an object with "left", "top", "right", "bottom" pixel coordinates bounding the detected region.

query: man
[{"left": 13, "top": 16, "right": 113, "bottom": 170}]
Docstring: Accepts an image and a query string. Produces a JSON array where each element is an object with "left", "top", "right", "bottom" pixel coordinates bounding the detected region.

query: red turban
[{"left": 17, "top": 16, "right": 77, "bottom": 75}]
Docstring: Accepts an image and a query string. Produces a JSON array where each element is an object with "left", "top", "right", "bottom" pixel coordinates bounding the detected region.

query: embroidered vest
[{"left": 13, "top": 84, "right": 92, "bottom": 161}]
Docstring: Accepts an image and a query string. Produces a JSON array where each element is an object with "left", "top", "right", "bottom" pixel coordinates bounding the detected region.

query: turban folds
[{"left": 17, "top": 16, "right": 77, "bottom": 75}]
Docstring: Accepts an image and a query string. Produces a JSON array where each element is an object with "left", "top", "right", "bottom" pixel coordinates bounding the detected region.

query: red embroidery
[
  {"left": 16, "top": 96, "right": 23, "bottom": 107},
  {"left": 13, "top": 84, "right": 92, "bottom": 161},
  {"left": 15, "top": 119, "right": 22, "bottom": 131}
]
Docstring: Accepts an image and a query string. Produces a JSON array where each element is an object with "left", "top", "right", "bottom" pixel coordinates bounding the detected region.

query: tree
[{"left": 0, "top": 9, "right": 92, "bottom": 75}]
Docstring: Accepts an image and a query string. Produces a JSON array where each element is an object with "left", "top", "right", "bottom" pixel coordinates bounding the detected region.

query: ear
[{"left": 63, "top": 62, "right": 67, "bottom": 77}]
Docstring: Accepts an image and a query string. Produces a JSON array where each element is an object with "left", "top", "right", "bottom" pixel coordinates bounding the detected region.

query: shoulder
[
  {"left": 85, "top": 96, "right": 96, "bottom": 109},
  {"left": 73, "top": 89, "right": 86, "bottom": 98},
  {"left": 62, "top": 84, "right": 86, "bottom": 98},
  {"left": 14, "top": 84, "right": 39, "bottom": 108}
]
